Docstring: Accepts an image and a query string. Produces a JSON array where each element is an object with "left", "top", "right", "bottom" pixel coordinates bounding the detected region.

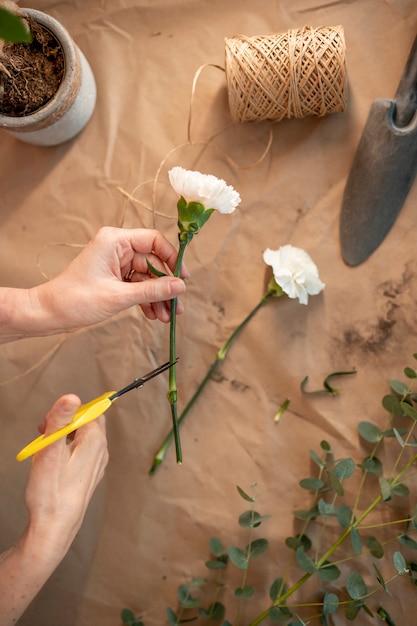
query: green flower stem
[
  {"left": 168, "top": 238, "right": 189, "bottom": 465},
  {"left": 149, "top": 291, "right": 275, "bottom": 475},
  {"left": 248, "top": 493, "right": 383, "bottom": 626}
]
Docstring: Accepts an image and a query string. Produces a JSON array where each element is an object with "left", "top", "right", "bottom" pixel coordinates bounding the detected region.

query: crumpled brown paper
[{"left": 1, "top": 1, "right": 417, "bottom": 624}]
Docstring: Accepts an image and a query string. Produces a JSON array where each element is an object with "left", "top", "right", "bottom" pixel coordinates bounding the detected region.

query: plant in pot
[{"left": 0, "top": 1, "right": 96, "bottom": 146}]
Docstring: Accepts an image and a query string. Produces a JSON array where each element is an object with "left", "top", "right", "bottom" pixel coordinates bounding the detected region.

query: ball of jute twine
[{"left": 225, "top": 25, "right": 347, "bottom": 123}]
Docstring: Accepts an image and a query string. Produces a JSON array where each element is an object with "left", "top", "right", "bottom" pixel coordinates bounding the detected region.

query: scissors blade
[{"left": 109, "top": 358, "right": 179, "bottom": 400}]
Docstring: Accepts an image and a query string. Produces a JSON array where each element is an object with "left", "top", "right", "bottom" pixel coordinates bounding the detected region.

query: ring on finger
[{"left": 123, "top": 268, "right": 135, "bottom": 282}]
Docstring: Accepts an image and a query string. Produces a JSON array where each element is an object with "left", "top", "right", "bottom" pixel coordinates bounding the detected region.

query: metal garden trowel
[{"left": 340, "top": 35, "right": 417, "bottom": 266}]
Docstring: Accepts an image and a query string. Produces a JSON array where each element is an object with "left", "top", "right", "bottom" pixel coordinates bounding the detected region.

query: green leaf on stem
[
  {"left": 358, "top": 456, "right": 383, "bottom": 475},
  {"left": 236, "top": 485, "right": 255, "bottom": 503},
  {"left": 398, "top": 535, "right": 417, "bottom": 550},
  {"left": 121, "top": 609, "right": 145, "bottom": 626},
  {"left": 346, "top": 571, "right": 367, "bottom": 600},
  {"left": 199, "top": 602, "right": 225, "bottom": 620},
  {"left": 166, "top": 607, "right": 178, "bottom": 626},
  {"left": 0, "top": 7, "right": 32, "bottom": 43},
  {"left": 382, "top": 394, "right": 404, "bottom": 415},
  {"left": 316, "top": 561, "right": 341, "bottom": 582},
  {"left": 205, "top": 559, "right": 227, "bottom": 570},
  {"left": 404, "top": 366, "right": 417, "bottom": 378},
  {"left": 145, "top": 257, "right": 168, "bottom": 277},
  {"left": 373, "top": 563, "right": 392, "bottom": 595},
  {"left": 293, "top": 505, "right": 318, "bottom": 521},
  {"left": 337, "top": 502, "right": 353, "bottom": 528},
  {"left": 333, "top": 457, "right": 355, "bottom": 480},
  {"left": 299, "top": 477, "right": 324, "bottom": 491},
  {"left": 269, "top": 577, "right": 287, "bottom": 601},
  {"left": 345, "top": 599, "right": 361, "bottom": 620},
  {"left": 377, "top": 607, "right": 396, "bottom": 626},
  {"left": 392, "top": 483, "right": 409, "bottom": 497},
  {"left": 178, "top": 584, "right": 201, "bottom": 608},
  {"left": 367, "top": 536, "right": 384, "bottom": 558},
  {"left": 239, "top": 510, "right": 271, "bottom": 528},
  {"left": 296, "top": 546, "right": 316, "bottom": 574},
  {"left": 247, "top": 538, "right": 269, "bottom": 559},
  {"left": 318, "top": 498, "right": 336, "bottom": 517},
  {"left": 328, "top": 471, "right": 344, "bottom": 496},
  {"left": 379, "top": 477, "right": 393, "bottom": 501},
  {"left": 285, "top": 534, "right": 312, "bottom": 552},
  {"left": 358, "top": 421, "right": 383, "bottom": 443},
  {"left": 309, "top": 449, "right": 325, "bottom": 468},
  {"left": 323, "top": 592, "right": 339, "bottom": 614},
  {"left": 400, "top": 401, "right": 417, "bottom": 421},
  {"left": 227, "top": 546, "right": 248, "bottom": 569},
  {"left": 234, "top": 585, "right": 254, "bottom": 599},
  {"left": 209, "top": 537, "right": 225, "bottom": 557},
  {"left": 393, "top": 551, "right": 408, "bottom": 574},
  {"left": 268, "top": 606, "right": 293, "bottom": 623},
  {"left": 390, "top": 380, "right": 411, "bottom": 396},
  {"left": 351, "top": 527, "right": 362, "bottom": 554}
]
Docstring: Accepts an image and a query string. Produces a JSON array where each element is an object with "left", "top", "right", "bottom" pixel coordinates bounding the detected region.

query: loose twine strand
[{"left": 3, "top": 25, "right": 347, "bottom": 386}]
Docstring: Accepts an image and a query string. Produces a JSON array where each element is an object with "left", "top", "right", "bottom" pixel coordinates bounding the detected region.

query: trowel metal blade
[{"left": 340, "top": 98, "right": 417, "bottom": 266}]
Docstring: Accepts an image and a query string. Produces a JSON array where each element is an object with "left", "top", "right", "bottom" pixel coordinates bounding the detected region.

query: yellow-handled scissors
[{"left": 16, "top": 359, "right": 178, "bottom": 462}]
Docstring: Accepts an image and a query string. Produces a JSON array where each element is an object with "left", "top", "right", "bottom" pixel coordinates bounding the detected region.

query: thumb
[
  {"left": 43, "top": 394, "right": 82, "bottom": 437},
  {"left": 133, "top": 276, "right": 186, "bottom": 305}
]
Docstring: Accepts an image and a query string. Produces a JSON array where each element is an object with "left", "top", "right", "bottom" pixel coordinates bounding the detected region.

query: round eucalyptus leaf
[
  {"left": 316, "top": 562, "right": 341, "bottom": 582},
  {"left": 323, "top": 592, "right": 339, "bottom": 614},
  {"left": 382, "top": 393, "right": 404, "bottom": 415},
  {"left": 393, "top": 550, "right": 408, "bottom": 574},
  {"left": 366, "top": 536, "right": 384, "bottom": 558},
  {"left": 234, "top": 585, "right": 255, "bottom": 599},
  {"left": 318, "top": 498, "right": 336, "bottom": 517},
  {"left": 238, "top": 510, "right": 270, "bottom": 528},
  {"left": 121, "top": 609, "right": 135, "bottom": 624},
  {"left": 247, "top": 537, "right": 269, "bottom": 558},
  {"left": 398, "top": 535, "right": 417, "bottom": 550},
  {"left": 209, "top": 537, "right": 225, "bottom": 557},
  {"left": 392, "top": 482, "right": 410, "bottom": 497},
  {"left": 205, "top": 559, "right": 227, "bottom": 570},
  {"left": 337, "top": 502, "right": 353, "bottom": 528},
  {"left": 333, "top": 457, "right": 355, "bottom": 480},
  {"left": 299, "top": 477, "right": 324, "bottom": 490},
  {"left": 358, "top": 456, "right": 382, "bottom": 476},
  {"left": 358, "top": 421, "right": 382, "bottom": 443},
  {"left": 390, "top": 379, "right": 411, "bottom": 396},
  {"left": 268, "top": 606, "right": 293, "bottom": 623},
  {"left": 206, "top": 602, "right": 225, "bottom": 620},
  {"left": 227, "top": 546, "right": 248, "bottom": 569},
  {"left": 346, "top": 571, "right": 367, "bottom": 600},
  {"left": 351, "top": 527, "right": 362, "bottom": 555},
  {"left": 296, "top": 546, "right": 316, "bottom": 574},
  {"left": 269, "top": 577, "right": 287, "bottom": 601},
  {"left": 400, "top": 401, "right": 417, "bottom": 421}
]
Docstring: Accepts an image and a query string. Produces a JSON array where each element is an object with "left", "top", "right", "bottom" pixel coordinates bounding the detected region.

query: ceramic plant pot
[{"left": 0, "top": 8, "right": 96, "bottom": 146}]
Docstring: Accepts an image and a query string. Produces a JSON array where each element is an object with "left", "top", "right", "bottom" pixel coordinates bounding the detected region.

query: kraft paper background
[{"left": 1, "top": 1, "right": 417, "bottom": 625}]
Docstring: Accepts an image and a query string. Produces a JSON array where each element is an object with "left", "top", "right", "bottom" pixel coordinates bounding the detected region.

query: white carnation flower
[
  {"left": 263, "top": 245, "right": 325, "bottom": 305},
  {"left": 169, "top": 166, "right": 241, "bottom": 214}
]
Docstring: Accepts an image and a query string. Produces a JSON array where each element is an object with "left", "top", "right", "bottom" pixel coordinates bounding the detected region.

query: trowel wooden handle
[{"left": 394, "top": 34, "right": 417, "bottom": 127}]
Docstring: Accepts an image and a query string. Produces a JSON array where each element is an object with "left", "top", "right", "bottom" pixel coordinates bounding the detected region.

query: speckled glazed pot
[{"left": 0, "top": 8, "right": 97, "bottom": 146}]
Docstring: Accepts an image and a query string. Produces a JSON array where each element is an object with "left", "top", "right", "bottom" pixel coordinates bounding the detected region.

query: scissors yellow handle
[
  {"left": 16, "top": 359, "right": 178, "bottom": 462},
  {"left": 16, "top": 392, "right": 116, "bottom": 462}
]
